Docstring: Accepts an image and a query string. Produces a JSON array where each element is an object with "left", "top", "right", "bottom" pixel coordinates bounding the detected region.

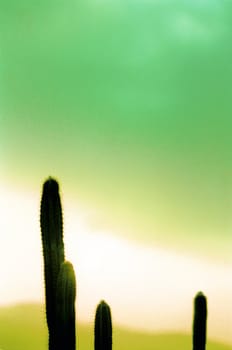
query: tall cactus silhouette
[
  {"left": 94, "top": 300, "right": 112, "bottom": 350},
  {"left": 193, "top": 291, "right": 207, "bottom": 350},
  {"left": 56, "top": 261, "right": 76, "bottom": 350},
  {"left": 40, "top": 177, "right": 65, "bottom": 350}
]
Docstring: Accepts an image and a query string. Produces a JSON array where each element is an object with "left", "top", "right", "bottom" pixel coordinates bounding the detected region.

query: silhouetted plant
[
  {"left": 39, "top": 177, "right": 212, "bottom": 350},
  {"left": 94, "top": 300, "right": 112, "bottom": 350},
  {"left": 40, "top": 177, "right": 66, "bottom": 350},
  {"left": 193, "top": 291, "right": 207, "bottom": 350},
  {"left": 56, "top": 261, "right": 76, "bottom": 350}
]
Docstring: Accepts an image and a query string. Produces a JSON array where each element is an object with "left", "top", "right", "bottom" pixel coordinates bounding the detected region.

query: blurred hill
[{"left": 0, "top": 303, "right": 231, "bottom": 350}]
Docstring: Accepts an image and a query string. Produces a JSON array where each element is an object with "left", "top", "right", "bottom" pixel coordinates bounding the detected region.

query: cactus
[
  {"left": 40, "top": 177, "right": 65, "bottom": 350},
  {"left": 94, "top": 300, "right": 112, "bottom": 350},
  {"left": 192, "top": 291, "right": 207, "bottom": 350},
  {"left": 56, "top": 261, "right": 76, "bottom": 350}
]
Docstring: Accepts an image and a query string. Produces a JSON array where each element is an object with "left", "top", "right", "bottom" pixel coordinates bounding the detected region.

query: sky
[{"left": 0, "top": 0, "right": 232, "bottom": 345}]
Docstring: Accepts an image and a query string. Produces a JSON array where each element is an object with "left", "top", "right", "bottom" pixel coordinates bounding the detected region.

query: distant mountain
[{"left": 0, "top": 303, "right": 230, "bottom": 350}]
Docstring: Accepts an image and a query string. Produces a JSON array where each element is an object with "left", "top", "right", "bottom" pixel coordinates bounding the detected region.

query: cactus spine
[
  {"left": 56, "top": 261, "right": 76, "bottom": 350},
  {"left": 94, "top": 300, "right": 112, "bottom": 350},
  {"left": 193, "top": 291, "right": 207, "bottom": 350},
  {"left": 40, "top": 177, "right": 65, "bottom": 350}
]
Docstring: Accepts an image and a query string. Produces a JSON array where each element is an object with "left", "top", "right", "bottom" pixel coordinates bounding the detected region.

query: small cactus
[
  {"left": 56, "top": 261, "right": 76, "bottom": 350},
  {"left": 40, "top": 177, "right": 65, "bottom": 350},
  {"left": 193, "top": 291, "right": 207, "bottom": 350},
  {"left": 94, "top": 300, "right": 112, "bottom": 350}
]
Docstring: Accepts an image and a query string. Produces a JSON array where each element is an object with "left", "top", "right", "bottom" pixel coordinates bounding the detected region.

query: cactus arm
[{"left": 56, "top": 261, "right": 76, "bottom": 350}]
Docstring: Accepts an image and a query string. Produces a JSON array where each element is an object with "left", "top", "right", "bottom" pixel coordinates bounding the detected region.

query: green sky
[{"left": 1, "top": 0, "right": 232, "bottom": 259}]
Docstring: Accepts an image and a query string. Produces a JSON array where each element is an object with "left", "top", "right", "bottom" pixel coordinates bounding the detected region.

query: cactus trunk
[
  {"left": 94, "top": 300, "right": 112, "bottom": 350},
  {"left": 40, "top": 177, "right": 65, "bottom": 350},
  {"left": 193, "top": 291, "right": 207, "bottom": 350}
]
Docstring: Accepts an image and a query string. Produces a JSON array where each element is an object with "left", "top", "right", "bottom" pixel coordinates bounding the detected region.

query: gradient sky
[{"left": 0, "top": 0, "right": 232, "bottom": 345}]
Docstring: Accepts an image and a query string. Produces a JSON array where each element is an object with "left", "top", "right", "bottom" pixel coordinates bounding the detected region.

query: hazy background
[{"left": 0, "top": 0, "right": 232, "bottom": 347}]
